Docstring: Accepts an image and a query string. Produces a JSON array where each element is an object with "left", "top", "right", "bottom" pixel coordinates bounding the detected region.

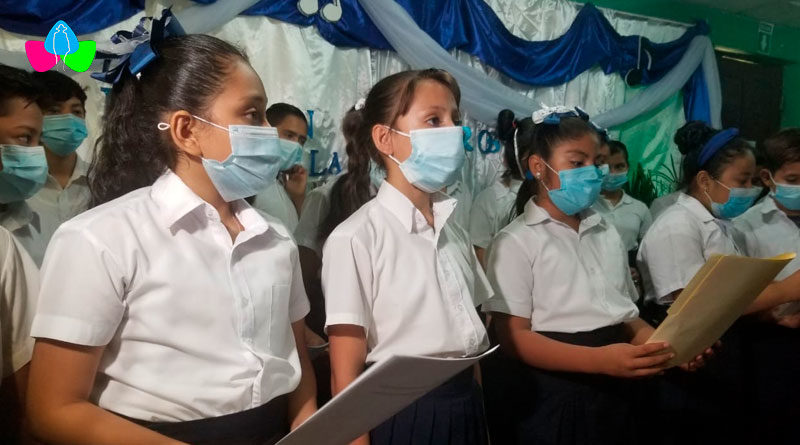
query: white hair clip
[
  {"left": 355, "top": 98, "right": 366, "bottom": 111},
  {"left": 531, "top": 105, "right": 577, "bottom": 125}
]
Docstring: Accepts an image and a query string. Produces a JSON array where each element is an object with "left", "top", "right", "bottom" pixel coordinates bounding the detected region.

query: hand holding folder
[{"left": 648, "top": 253, "right": 795, "bottom": 367}]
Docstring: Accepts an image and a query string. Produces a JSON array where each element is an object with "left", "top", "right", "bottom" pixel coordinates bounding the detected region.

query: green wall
[{"left": 576, "top": 0, "right": 800, "bottom": 127}]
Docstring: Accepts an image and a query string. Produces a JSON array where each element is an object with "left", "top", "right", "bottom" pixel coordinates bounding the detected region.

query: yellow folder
[{"left": 648, "top": 253, "right": 795, "bottom": 366}]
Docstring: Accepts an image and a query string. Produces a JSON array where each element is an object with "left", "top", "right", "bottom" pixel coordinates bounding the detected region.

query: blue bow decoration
[{"left": 91, "top": 8, "right": 185, "bottom": 84}]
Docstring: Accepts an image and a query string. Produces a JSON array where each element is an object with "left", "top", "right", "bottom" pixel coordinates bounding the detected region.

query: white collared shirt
[
  {"left": 446, "top": 180, "right": 472, "bottom": 232},
  {"left": 31, "top": 170, "right": 310, "bottom": 422},
  {"left": 26, "top": 155, "right": 92, "bottom": 253},
  {"left": 483, "top": 200, "right": 639, "bottom": 333},
  {"left": 649, "top": 191, "right": 682, "bottom": 220},
  {"left": 591, "top": 191, "right": 652, "bottom": 252},
  {"left": 0, "top": 202, "right": 47, "bottom": 267},
  {"left": 469, "top": 179, "right": 521, "bottom": 249},
  {"left": 735, "top": 197, "right": 800, "bottom": 281},
  {"left": 1, "top": 226, "right": 39, "bottom": 380},
  {"left": 638, "top": 193, "right": 745, "bottom": 305},
  {"left": 252, "top": 182, "right": 299, "bottom": 233},
  {"left": 322, "top": 181, "right": 490, "bottom": 363}
]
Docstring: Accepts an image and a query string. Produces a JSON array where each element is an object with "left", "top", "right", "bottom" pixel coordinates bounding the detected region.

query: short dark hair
[
  {"left": 266, "top": 103, "right": 307, "bottom": 127},
  {"left": 32, "top": 70, "right": 87, "bottom": 109},
  {"left": 607, "top": 140, "right": 629, "bottom": 163},
  {"left": 762, "top": 128, "right": 800, "bottom": 172},
  {"left": 0, "top": 64, "right": 44, "bottom": 116}
]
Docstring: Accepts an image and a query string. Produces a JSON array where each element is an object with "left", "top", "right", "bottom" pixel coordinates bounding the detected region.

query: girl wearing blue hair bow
[
  {"left": 25, "top": 33, "right": 316, "bottom": 444},
  {"left": 481, "top": 108, "right": 709, "bottom": 445}
]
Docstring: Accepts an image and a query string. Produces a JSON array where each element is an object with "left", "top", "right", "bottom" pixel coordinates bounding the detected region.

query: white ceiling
[{"left": 682, "top": 0, "right": 800, "bottom": 27}]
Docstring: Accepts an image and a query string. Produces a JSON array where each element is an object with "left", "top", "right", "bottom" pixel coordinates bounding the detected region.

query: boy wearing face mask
[
  {"left": 0, "top": 64, "right": 44, "bottom": 444},
  {"left": 25, "top": 71, "right": 91, "bottom": 265},
  {"left": 0, "top": 65, "right": 49, "bottom": 266},
  {"left": 251, "top": 103, "right": 308, "bottom": 232}
]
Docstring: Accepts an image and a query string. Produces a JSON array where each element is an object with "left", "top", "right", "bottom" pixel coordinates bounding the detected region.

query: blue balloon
[{"left": 44, "top": 21, "right": 79, "bottom": 56}]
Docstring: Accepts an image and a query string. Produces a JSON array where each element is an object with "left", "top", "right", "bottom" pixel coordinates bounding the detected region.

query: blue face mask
[
  {"left": 543, "top": 163, "right": 602, "bottom": 215},
  {"left": 278, "top": 139, "right": 303, "bottom": 172},
  {"left": 41, "top": 114, "right": 88, "bottom": 156},
  {"left": 769, "top": 173, "right": 800, "bottom": 211},
  {"left": 598, "top": 164, "right": 610, "bottom": 178},
  {"left": 706, "top": 181, "right": 761, "bottom": 219},
  {"left": 602, "top": 170, "right": 629, "bottom": 191},
  {"left": 387, "top": 126, "right": 465, "bottom": 193},
  {"left": 0, "top": 145, "right": 49, "bottom": 204},
  {"left": 183, "top": 116, "right": 286, "bottom": 202}
]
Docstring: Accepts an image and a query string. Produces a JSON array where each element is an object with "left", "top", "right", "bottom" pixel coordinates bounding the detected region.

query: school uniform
[
  {"left": 482, "top": 199, "right": 641, "bottom": 445},
  {"left": 468, "top": 179, "right": 521, "bottom": 249},
  {"left": 591, "top": 191, "right": 652, "bottom": 253},
  {"left": 0, "top": 201, "right": 47, "bottom": 267},
  {"left": 447, "top": 180, "right": 473, "bottom": 232},
  {"left": 649, "top": 190, "right": 681, "bottom": 220},
  {"left": 734, "top": 197, "right": 800, "bottom": 444},
  {"left": 30, "top": 170, "right": 309, "bottom": 444},
  {"left": 251, "top": 181, "right": 299, "bottom": 233},
  {"left": 294, "top": 179, "right": 337, "bottom": 258},
  {"left": 636, "top": 192, "right": 749, "bottom": 445},
  {"left": 322, "top": 181, "right": 490, "bottom": 444},
  {"left": 26, "top": 155, "right": 91, "bottom": 249},
  {"left": 0, "top": 226, "right": 38, "bottom": 382}
]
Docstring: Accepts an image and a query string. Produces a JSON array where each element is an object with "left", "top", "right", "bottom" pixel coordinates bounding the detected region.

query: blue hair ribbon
[{"left": 698, "top": 128, "right": 740, "bottom": 167}]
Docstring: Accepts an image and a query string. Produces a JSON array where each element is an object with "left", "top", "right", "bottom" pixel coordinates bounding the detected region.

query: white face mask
[{"left": 386, "top": 126, "right": 465, "bottom": 193}]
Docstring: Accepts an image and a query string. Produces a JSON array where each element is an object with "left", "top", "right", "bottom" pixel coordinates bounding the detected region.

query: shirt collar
[
  {"left": 761, "top": 196, "right": 782, "bottom": 215},
  {"left": 0, "top": 201, "right": 39, "bottom": 233},
  {"left": 522, "top": 199, "right": 604, "bottom": 233},
  {"left": 677, "top": 192, "right": 715, "bottom": 223},
  {"left": 509, "top": 179, "right": 523, "bottom": 193},
  {"left": 376, "top": 181, "right": 457, "bottom": 234}
]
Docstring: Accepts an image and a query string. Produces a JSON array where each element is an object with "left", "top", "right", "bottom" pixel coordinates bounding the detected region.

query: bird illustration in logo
[{"left": 25, "top": 20, "right": 96, "bottom": 72}]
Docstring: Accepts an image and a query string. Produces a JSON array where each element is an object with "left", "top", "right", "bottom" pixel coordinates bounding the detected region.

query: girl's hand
[
  {"left": 284, "top": 165, "right": 308, "bottom": 200},
  {"left": 776, "top": 312, "right": 800, "bottom": 329},
  {"left": 679, "top": 340, "right": 720, "bottom": 372},
  {"left": 597, "top": 342, "right": 673, "bottom": 378}
]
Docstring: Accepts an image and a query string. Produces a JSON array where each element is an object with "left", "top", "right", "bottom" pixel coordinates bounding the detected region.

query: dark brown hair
[
  {"left": 319, "top": 69, "right": 461, "bottom": 240},
  {"left": 0, "top": 64, "right": 45, "bottom": 116},
  {"left": 674, "top": 121, "right": 752, "bottom": 191},
  {"left": 89, "top": 34, "right": 249, "bottom": 206},
  {"left": 499, "top": 109, "right": 597, "bottom": 216},
  {"left": 266, "top": 102, "right": 307, "bottom": 127},
  {"left": 762, "top": 127, "right": 800, "bottom": 173}
]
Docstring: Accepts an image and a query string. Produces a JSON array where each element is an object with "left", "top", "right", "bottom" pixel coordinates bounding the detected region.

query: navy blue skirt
[
  {"left": 369, "top": 367, "right": 488, "bottom": 445},
  {"left": 120, "top": 394, "right": 287, "bottom": 445},
  {"left": 484, "top": 324, "right": 644, "bottom": 445}
]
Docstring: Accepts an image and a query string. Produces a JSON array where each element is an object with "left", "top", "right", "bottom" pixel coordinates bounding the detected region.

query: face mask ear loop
[{"left": 191, "top": 115, "right": 230, "bottom": 133}]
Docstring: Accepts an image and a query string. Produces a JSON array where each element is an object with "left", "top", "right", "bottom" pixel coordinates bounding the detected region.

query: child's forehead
[{"left": 1, "top": 96, "right": 43, "bottom": 119}]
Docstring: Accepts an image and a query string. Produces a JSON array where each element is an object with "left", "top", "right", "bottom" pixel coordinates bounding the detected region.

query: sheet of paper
[
  {"left": 649, "top": 253, "right": 795, "bottom": 366},
  {"left": 278, "top": 345, "right": 499, "bottom": 445}
]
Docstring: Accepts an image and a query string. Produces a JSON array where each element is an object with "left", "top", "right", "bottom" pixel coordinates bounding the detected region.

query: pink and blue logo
[{"left": 25, "top": 20, "right": 96, "bottom": 72}]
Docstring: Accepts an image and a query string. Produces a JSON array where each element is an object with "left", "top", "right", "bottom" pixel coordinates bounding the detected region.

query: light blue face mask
[
  {"left": 602, "top": 170, "right": 629, "bottom": 191},
  {"left": 0, "top": 145, "right": 49, "bottom": 204},
  {"left": 178, "top": 116, "right": 286, "bottom": 202},
  {"left": 387, "top": 126, "right": 465, "bottom": 193},
  {"left": 706, "top": 181, "right": 762, "bottom": 220},
  {"left": 598, "top": 164, "right": 610, "bottom": 178},
  {"left": 769, "top": 173, "right": 800, "bottom": 211},
  {"left": 543, "top": 162, "right": 603, "bottom": 215},
  {"left": 278, "top": 138, "right": 304, "bottom": 172},
  {"left": 41, "top": 114, "right": 88, "bottom": 156}
]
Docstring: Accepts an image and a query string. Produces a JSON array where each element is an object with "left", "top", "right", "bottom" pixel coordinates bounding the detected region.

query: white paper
[{"left": 278, "top": 345, "right": 499, "bottom": 445}]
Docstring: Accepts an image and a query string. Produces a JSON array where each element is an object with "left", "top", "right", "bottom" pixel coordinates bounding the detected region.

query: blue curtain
[{"left": 0, "top": 0, "right": 144, "bottom": 36}]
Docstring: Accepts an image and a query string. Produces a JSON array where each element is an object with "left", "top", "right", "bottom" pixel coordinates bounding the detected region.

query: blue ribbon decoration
[
  {"left": 91, "top": 8, "right": 185, "bottom": 84},
  {"left": 698, "top": 127, "right": 740, "bottom": 167}
]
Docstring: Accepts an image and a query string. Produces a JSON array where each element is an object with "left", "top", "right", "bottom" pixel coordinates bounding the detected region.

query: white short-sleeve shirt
[
  {"left": 26, "top": 155, "right": 91, "bottom": 254},
  {"left": 0, "top": 202, "right": 48, "bottom": 267},
  {"left": 735, "top": 197, "right": 800, "bottom": 280},
  {"left": 294, "top": 179, "right": 336, "bottom": 258},
  {"left": 446, "top": 180, "right": 473, "bottom": 232},
  {"left": 649, "top": 191, "right": 682, "bottom": 220},
  {"left": 483, "top": 200, "right": 639, "bottom": 333},
  {"left": 322, "top": 181, "right": 490, "bottom": 363},
  {"left": 638, "top": 193, "right": 745, "bottom": 305},
  {"left": 591, "top": 191, "right": 653, "bottom": 252},
  {"left": 31, "top": 170, "right": 310, "bottom": 422},
  {"left": 0, "top": 226, "right": 39, "bottom": 380},
  {"left": 468, "top": 179, "right": 521, "bottom": 249},
  {"left": 251, "top": 182, "right": 299, "bottom": 233}
]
